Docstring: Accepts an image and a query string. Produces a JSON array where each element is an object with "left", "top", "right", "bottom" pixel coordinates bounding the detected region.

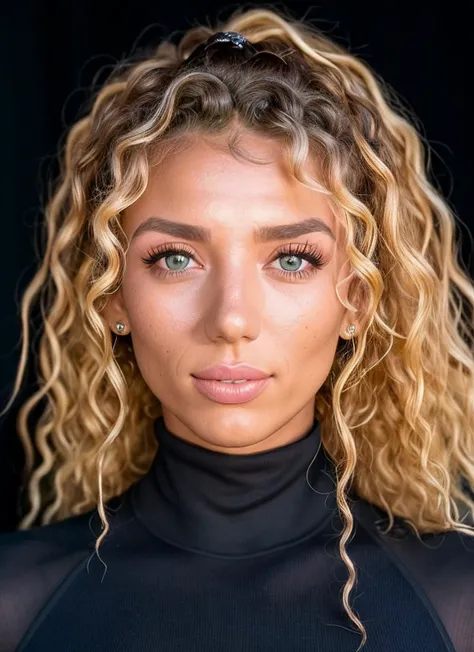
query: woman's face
[{"left": 106, "top": 131, "right": 356, "bottom": 452}]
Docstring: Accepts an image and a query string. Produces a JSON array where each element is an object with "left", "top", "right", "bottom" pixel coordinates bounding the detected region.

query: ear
[
  {"left": 99, "top": 286, "right": 131, "bottom": 336},
  {"left": 339, "top": 275, "right": 369, "bottom": 340}
]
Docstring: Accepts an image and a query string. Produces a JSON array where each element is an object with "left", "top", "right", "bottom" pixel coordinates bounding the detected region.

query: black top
[{"left": 1, "top": 416, "right": 473, "bottom": 652}]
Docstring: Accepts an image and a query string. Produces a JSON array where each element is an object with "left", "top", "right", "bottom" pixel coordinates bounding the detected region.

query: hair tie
[{"left": 184, "top": 31, "right": 257, "bottom": 66}]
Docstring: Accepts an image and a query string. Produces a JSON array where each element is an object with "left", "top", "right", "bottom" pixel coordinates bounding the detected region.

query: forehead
[{"left": 122, "top": 132, "right": 342, "bottom": 242}]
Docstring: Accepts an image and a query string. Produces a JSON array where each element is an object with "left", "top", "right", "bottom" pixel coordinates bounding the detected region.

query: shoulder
[
  {"left": 1, "top": 508, "right": 95, "bottom": 554},
  {"left": 0, "top": 508, "right": 97, "bottom": 651},
  {"left": 0, "top": 492, "right": 139, "bottom": 578},
  {"left": 352, "top": 494, "right": 474, "bottom": 559},
  {"left": 0, "top": 502, "right": 106, "bottom": 577},
  {"left": 0, "top": 492, "right": 137, "bottom": 563},
  {"left": 0, "top": 505, "right": 100, "bottom": 586},
  {"left": 0, "top": 493, "right": 135, "bottom": 651},
  {"left": 352, "top": 496, "right": 474, "bottom": 652}
]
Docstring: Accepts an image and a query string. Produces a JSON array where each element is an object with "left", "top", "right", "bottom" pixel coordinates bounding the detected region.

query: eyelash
[{"left": 141, "top": 241, "right": 327, "bottom": 281}]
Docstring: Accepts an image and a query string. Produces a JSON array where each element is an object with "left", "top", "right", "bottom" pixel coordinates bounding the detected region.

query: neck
[{"left": 131, "top": 416, "right": 338, "bottom": 558}]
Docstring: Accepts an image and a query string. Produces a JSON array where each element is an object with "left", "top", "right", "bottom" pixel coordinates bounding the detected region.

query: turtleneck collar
[{"left": 131, "top": 416, "right": 338, "bottom": 558}]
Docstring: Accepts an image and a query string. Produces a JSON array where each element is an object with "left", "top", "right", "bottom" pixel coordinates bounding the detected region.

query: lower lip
[{"left": 191, "top": 376, "right": 272, "bottom": 404}]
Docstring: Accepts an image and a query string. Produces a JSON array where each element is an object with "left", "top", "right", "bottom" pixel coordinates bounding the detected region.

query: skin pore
[{"left": 103, "top": 130, "right": 359, "bottom": 454}]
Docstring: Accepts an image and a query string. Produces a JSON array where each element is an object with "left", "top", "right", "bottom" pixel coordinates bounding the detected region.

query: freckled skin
[{"left": 103, "top": 131, "right": 359, "bottom": 453}]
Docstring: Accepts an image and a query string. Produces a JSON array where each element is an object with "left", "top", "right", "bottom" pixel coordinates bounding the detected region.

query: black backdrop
[{"left": 1, "top": 0, "right": 472, "bottom": 531}]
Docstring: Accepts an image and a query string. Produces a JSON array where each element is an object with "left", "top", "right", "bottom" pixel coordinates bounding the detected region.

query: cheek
[
  {"left": 121, "top": 276, "right": 196, "bottom": 371},
  {"left": 276, "top": 283, "right": 344, "bottom": 373},
  {"left": 274, "top": 278, "right": 343, "bottom": 339},
  {"left": 124, "top": 271, "right": 197, "bottom": 329}
]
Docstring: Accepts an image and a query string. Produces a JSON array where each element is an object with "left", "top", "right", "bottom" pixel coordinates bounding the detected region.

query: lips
[
  {"left": 191, "top": 375, "right": 272, "bottom": 404},
  {"left": 192, "top": 363, "right": 271, "bottom": 381}
]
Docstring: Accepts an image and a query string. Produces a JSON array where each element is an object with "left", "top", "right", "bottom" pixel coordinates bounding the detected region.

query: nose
[{"left": 203, "top": 261, "right": 263, "bottom": 344}]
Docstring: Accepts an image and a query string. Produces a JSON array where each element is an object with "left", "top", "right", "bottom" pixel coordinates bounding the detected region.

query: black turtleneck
[
  {"left": 132, "top": 416, "right": 337, "bottom": 557},
  {"left": 0, "top": 416, "right": 473, "bottom": 652}
]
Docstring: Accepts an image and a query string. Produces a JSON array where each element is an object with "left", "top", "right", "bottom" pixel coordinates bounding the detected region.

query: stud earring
[
  {"left": 346, "top": 324, "right": 356, "bottom": 337},
  {"left": 115, "top": 321, "right": 126, "bottom": 333}
]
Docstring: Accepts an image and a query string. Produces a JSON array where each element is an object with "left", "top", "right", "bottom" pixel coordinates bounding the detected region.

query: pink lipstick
[{"left": 191, "top": 364, "right": 272, "bottom": 404}]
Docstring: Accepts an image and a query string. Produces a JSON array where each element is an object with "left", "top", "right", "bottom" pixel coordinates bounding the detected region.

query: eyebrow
[{"left": 131, "top": 216, "right": 336, "bottom": 243}]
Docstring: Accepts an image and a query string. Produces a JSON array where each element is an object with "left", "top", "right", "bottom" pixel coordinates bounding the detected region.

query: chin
[{"left": 190, "top": 411, "right": 275, "bottom": 449}]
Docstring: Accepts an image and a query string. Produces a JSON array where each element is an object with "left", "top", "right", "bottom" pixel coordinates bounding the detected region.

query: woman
[{"left": 0, "top": 6, "right": 473, "bottom": 652}]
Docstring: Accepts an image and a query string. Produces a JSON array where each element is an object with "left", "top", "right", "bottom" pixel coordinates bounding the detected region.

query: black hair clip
[{"left": 183, "top": 30, "right": 257, "bottom": 66}]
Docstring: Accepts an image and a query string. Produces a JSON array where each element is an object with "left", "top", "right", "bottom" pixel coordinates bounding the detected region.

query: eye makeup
[{"left": 141, "top": 240, "right": 328, "bottom": 281}]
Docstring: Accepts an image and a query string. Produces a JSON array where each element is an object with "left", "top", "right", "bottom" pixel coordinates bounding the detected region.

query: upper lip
[{"left": 192, "top": 364, "right": 272, "bottom": 381}]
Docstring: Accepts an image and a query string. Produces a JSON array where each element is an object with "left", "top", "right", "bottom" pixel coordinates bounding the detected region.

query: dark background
[{"left": 1, "top": 0, "right": 472, "bottom": 531}]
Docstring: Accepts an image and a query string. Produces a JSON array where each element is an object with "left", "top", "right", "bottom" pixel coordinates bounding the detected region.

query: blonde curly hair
[{"left": 2, "top": 6, "right": 474, "bottom": 650}]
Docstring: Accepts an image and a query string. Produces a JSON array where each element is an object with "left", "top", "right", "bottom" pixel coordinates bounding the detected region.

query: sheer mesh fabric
[
  {"left": 0, "top": 511, "right": 96, "bottom": 652},
  {"left": 353, "top": 498, "right": 474, "bottom": 652}
]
